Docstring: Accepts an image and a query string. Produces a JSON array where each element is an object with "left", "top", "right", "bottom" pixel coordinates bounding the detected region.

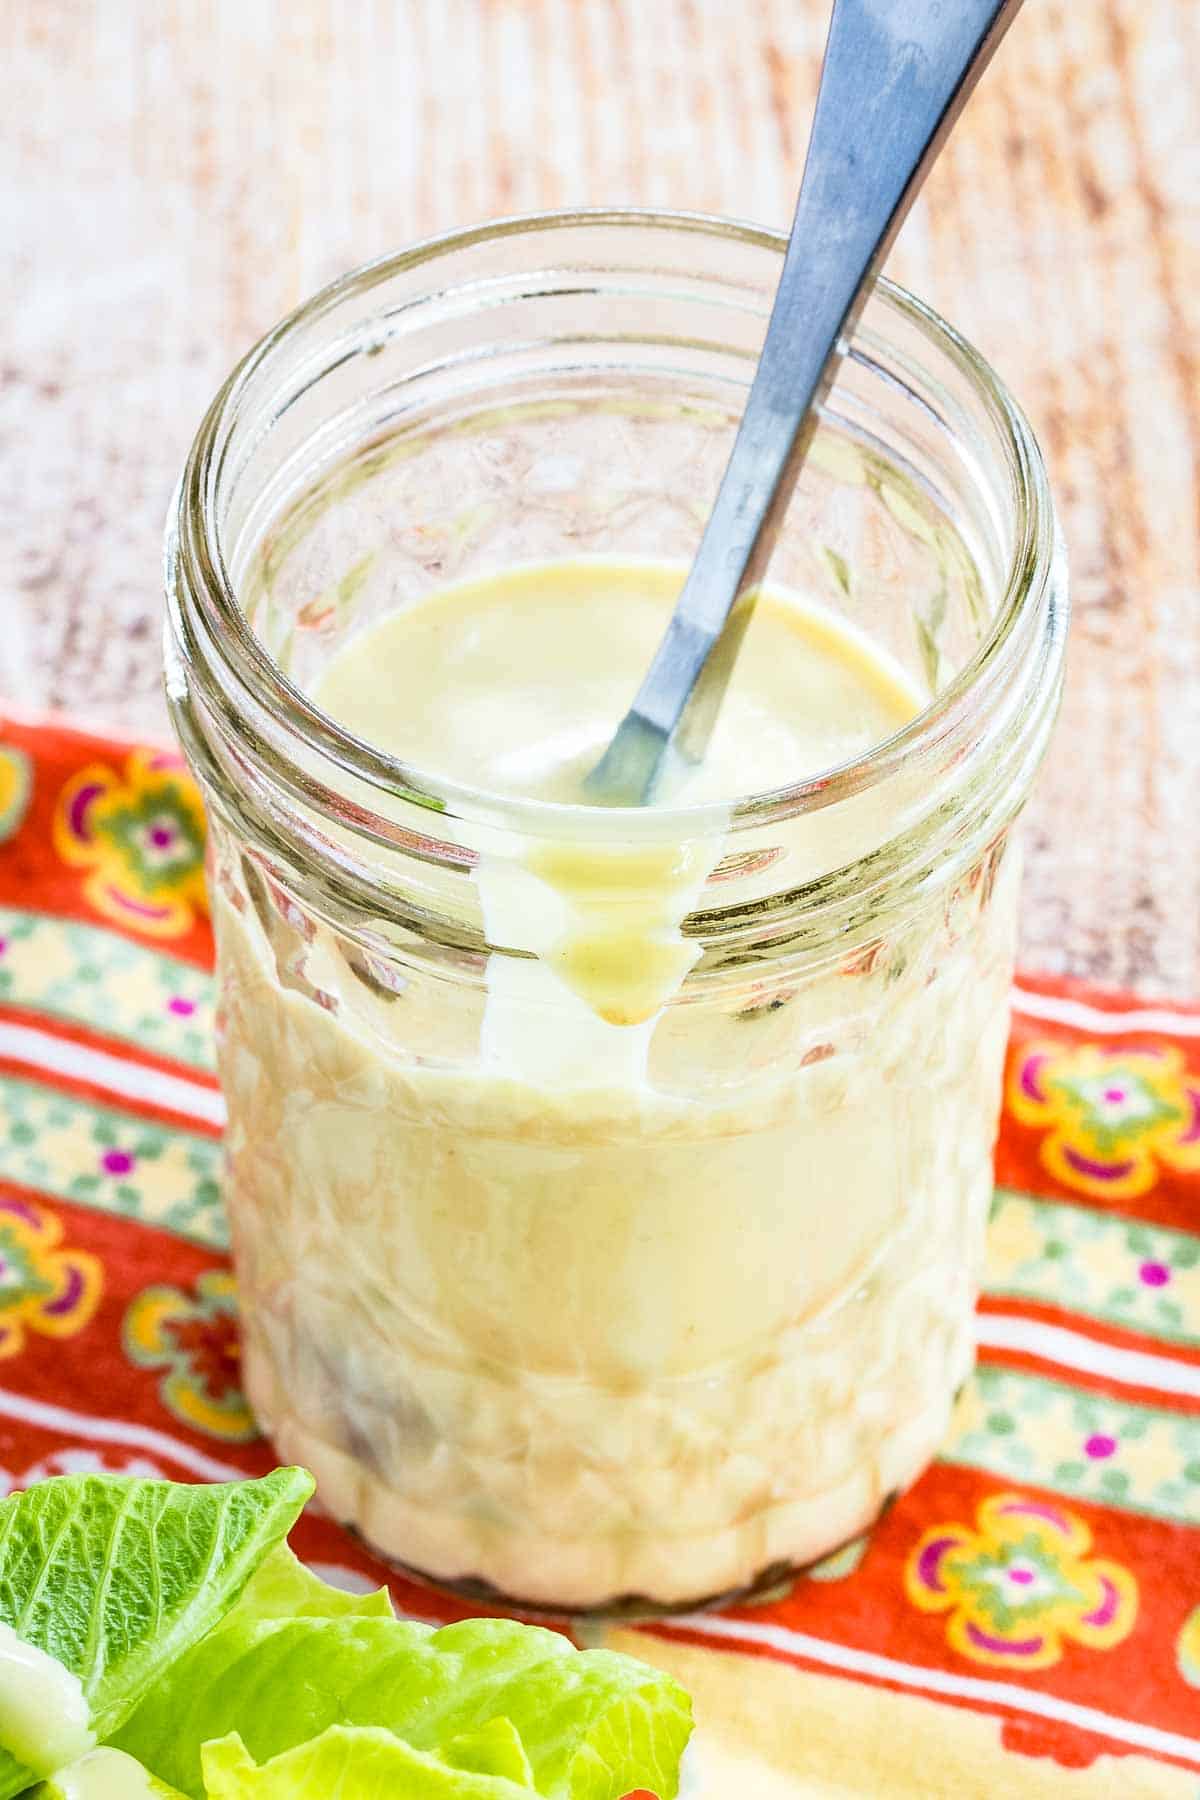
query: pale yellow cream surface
[
  {"left": 0, "top": 1622, "right": 94, "bottom": 1776},
  {"left": 316, "top": 559, "right": 916, "bottom": 808},
  {"left": 40, "top": 1749, "right": 170, "bottom": 1799},
  {"left": 221, "top": 558, "right": 1016, "bottom": 1609}
]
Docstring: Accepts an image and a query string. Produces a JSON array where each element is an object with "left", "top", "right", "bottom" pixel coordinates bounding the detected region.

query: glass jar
[{"left": 166, "top": 211, "right": 1066, "bottom": 1615}]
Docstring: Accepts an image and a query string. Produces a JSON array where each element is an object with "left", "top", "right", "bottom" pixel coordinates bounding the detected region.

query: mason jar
[{"left": 165, "top": 211, "right": 1067, "bottom": 1614}]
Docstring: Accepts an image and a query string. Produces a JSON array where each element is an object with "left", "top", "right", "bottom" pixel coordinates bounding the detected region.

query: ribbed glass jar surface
[{"left": 167, "top": 211, "right": 1067, "bottom": 1613}]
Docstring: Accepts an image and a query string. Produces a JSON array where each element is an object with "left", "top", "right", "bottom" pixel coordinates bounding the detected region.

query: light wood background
[{"left": 3, "top": 1, "right": 1198, "bottom": 993}]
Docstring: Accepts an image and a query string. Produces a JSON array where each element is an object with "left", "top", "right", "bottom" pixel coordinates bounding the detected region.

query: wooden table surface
[{"left": 3, "top": 2, "right": 1198, "bottom": 994}]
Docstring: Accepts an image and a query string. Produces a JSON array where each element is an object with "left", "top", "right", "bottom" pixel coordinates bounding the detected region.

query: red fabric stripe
[
  {"left": 975, "top": 1341, "right": 1200, "bottom": 1415},
  {"left": 642, "top": 1620, "right": 1200, "bottom": 1776},
  {"left": 0, "top": 1050, "right": 222, "bottom": 1138},
  {"left": 0, "top": 1003, "right": 219, "bottom": 1089},
  {"left": 979, "top": 1293, "right": 1200, "bottom": 1370},
  {"left": 1013, "top": 972, "right": 1200, "bottom": 1022}
]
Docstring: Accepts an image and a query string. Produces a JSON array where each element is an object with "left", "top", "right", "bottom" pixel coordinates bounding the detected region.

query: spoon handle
[{"left": 589, "top": 0, "right": 1024, "bottom": 803}]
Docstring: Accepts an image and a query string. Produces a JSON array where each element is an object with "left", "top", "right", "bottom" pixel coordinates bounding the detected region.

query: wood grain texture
[{"left": 2, "top": 0, "right": 1198, "bottom": 992}]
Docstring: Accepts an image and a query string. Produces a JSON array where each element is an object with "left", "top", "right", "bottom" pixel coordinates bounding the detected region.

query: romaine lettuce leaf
[
  {"left": 231, "top": 1547, "right": 392, "bottom": 1622},
  {"left": 0, "top": 1469, "right": 312, "bottom": 1798},
  {"left": 117, "top": 1614, "right": 692, "bottom": 1800},
  {"left": 200, "top": 1727, "right": 538, "bottom": 1798},
  {"left": 444, "top": 1717, "right": 533, "bottom": 1783}
]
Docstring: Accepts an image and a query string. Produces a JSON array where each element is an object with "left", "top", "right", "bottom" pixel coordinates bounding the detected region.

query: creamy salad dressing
[
  {"left": 47, "top": 1749, "right": 165, "bottom": 1799},
  {"left": 316, "top": 558, "right": 917, "bottom": 1064},
  {"left": 314, "top": 561, "right": 917, "bottom": 810},
  {"left": 222, "top": 557, "right": 1015, "bottom": 1607},
  {"left": 471, "top": 837, "right": 709, "bottom": 1088},
  {"left": 0, "top": 1622, "right": 94, "bottom": 1775}
]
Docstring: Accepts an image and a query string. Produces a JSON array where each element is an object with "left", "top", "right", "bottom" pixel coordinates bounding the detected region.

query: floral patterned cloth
[{"left": 2, "top": 715, "right": 1200, "bottom": 1796}]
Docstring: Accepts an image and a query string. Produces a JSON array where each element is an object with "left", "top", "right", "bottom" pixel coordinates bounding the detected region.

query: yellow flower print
[
  {"left": 1178, "top": 1606, "right": 1200, "bottom": 1688},
  {"left": 124, "top": 1269, "right": 259, "bottom": 1443},
  {"left": 0, "top": 1195, "right": 102, "bottom": 1359},
  {"left": 905, "top": 1492, "right": 1137, "bottom": 1669},
  {"left": 1009, "top": 1041, "right": 1200, "bottom": 1200},
  {"left": 54, "top": 749, "right": 208, "bottom": 939},
  {"left": 0, "top": 746, "right": 32, "bottom": 843}
]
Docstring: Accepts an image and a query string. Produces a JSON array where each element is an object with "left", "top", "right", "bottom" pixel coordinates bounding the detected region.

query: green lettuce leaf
[
  {"left": 444, "top": 1717, "right": 533, "bottom": 1783},
  {"left": 0, "top": 1469, "right": 312, "bottom": 1798},
  {"left": 30, "top": 1747, "right": 190, "bottom": 1798},
  {"left": 232, "top": 1548, "right": 392, "bottom": 1622},
  {"left": 200, "top": 1727, "right": 538, "bottom": 1798},
  {"left": 117, "top": 1614, "right": 692, "bottom": 1800}
]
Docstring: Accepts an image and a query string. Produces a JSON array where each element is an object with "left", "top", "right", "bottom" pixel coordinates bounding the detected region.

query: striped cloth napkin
[{"left": 0, "top": 712, "right": 1198, "bottom": 1798}]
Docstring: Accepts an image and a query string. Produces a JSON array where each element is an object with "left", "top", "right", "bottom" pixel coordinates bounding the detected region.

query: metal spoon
[{"left": 585, "top": 0, "right": 1025, "bottom": 806}]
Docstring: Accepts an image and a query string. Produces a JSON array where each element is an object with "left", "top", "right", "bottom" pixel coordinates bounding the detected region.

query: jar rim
[{"left": 176, "top": 206, "right": 1062, "bottom": 841}]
